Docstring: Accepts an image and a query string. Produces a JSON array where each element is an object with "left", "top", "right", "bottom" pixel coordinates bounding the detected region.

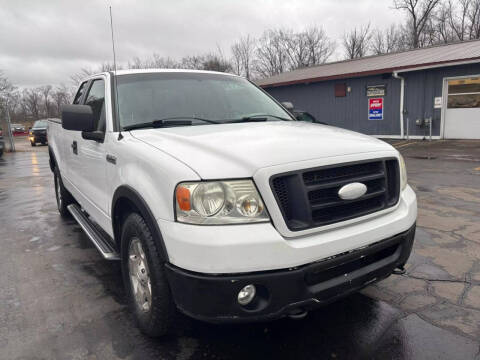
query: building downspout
[{"left": 393, "top": 72, "right": 405, "bottom": 139}]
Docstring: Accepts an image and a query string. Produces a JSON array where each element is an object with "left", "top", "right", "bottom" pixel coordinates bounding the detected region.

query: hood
[{"left": 131, "top": 121, "right": 395, "bottom": 179}]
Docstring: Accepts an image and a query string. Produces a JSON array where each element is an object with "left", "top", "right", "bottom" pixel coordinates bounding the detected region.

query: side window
[
  {"left": 73, "top": 81, "right": 88, "bottom": 104},
  {"left": 84, "top": 79, "right": 106, "bottom": 132}
]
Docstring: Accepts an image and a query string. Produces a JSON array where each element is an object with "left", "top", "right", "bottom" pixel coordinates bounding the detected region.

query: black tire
[
  {"left": 41, "top": 142, "right": 46, "bottom": 146},
  {"left": 54, "top": 167, "right": 73, "bottom": 217},
  {"left": 31, "top": 141, "right": 36, "bottom": 147},
  {"left": 121, "top": 212, "right": 175, "bottom": 337}
]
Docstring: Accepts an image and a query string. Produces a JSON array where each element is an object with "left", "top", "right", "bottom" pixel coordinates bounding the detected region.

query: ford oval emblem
[{"left": 338, "top": 182, "right": 367, "bottom": 200}]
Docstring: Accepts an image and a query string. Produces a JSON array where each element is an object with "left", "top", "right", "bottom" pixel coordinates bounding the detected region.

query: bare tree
[
  {"left": 371, "top": 25, "right": 408, "bottom": 54},
  {"left": 447, "top": 0, "right": 480, "bottom": 40},
  {"left": 393, "top": 0, "right": 442, "bottom": 48},
  {"left": 181, "top": 55, "right": 205, "bottom": 70},
  {"left": 201, "top": 53, "right": 232, "bottom": 73},
  {"left": 5, "top": 91, "right": 21, "bottom": 114},
  {"left": 231, "top": 44, "right": 242, "bottom": 76},
  {"left": 128, "top": 54, "right": 180, "bottom": 69},
  {"left": 254, "top": 29, "right": 290, "bottom": 77},
  {"left": 22, "top": 88, "right": 42, "bottom": 120},
  {"left": 70, "top": 62, "right": 119, "bottom": 84},
  {"left": 180, "top": 50, "right": 232, "bottom": 73},
  {"left": 0, "top": 70, "right": 14, "bottom": 95},
  {"left": 467, "top": 0, "right": 480, "bottom": 39},
  {"left": 70, "top": 68, "right": 96, "bottom": 85},
  {"left": 40, "top": 85, "right": 52, "bottom": 117},
  {"left": 447, "top": 0, "right": 470, "bottom": 40},
  {"left": 343, "top": 24, "right": 372, "bottom": 59},
  {"left": 284, "top": 27, "right": 335, "bottom": 69},
  {"left": 433, "top": 2, "right": 457, "bottom": 43},
  {"left": 231, "top": 35, "right": 256, "bottom": 79},
  {"left": 51, "top": 84, "right": 71, "bottom": 117},
  {"left": 303, "top": 27, "right": 335, "bottom": 66},
  {"left": 418, "top": 15, "right": 439, "bottom": 46}
]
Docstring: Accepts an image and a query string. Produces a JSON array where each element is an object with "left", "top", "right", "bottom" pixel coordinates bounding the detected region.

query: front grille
[{"left": 270, "top": 158, "right": 400, "bottom": 231}]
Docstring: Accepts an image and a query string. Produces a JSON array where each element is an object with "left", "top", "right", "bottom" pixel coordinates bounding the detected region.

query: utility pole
[{"left": 3, "top": 97, "right": 15, "bottom": 152}]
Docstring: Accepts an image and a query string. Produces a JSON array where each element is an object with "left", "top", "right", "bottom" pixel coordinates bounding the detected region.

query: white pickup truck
[{"left": 48, "top": 69, "right": 417, "bottom": 337}]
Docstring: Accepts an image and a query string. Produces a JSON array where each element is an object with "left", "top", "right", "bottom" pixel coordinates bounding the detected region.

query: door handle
[
  {"left": 106, "top": 154, "right": 117, "bottom": 164},
  {"left": 71, "top": 141, "right": 78, "bottom": 155}
]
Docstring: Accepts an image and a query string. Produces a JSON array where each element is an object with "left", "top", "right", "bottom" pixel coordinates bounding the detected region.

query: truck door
[
  {"left": 68, "top": 77, "right": 110, "bottom": 228},
  {"left": 64, "top": 80, "right": 88, "bottom": 188}
]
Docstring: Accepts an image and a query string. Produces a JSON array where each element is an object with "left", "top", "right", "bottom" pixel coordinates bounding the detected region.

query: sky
[{"left": 0, "top": 0, "right": 402, "bottom": 87}]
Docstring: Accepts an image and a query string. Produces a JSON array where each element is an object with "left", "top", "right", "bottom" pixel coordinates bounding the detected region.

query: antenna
[{"left": 109, "top": 6, "right": 123, "bottom": 140}]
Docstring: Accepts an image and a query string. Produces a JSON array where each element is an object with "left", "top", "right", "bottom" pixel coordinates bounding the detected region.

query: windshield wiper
[
  {"left": 225, "top": 114, "right": 292, "bottom": 123},
  {"left": 122, "top": 116, "right": 221, "bottom": 131}
]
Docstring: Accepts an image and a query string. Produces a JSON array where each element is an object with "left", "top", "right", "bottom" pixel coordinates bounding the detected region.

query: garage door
[{"left": 444, "top": 77, "right": 480, "bottom": 139}]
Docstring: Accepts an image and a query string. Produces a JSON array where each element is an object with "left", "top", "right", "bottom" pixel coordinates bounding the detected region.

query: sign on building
[
  {"left": 368, "top": 98, "right": 384, "bottom": 120},
  {"left": 366, "top": 85, "right": 386, "bottom": 97}
]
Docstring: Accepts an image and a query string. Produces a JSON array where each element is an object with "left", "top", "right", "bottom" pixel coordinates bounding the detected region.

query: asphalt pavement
[{"left": 0, "top": 138, "right": 479, "bottom": 359}]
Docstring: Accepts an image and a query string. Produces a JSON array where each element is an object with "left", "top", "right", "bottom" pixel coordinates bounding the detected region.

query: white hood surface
[{"left": 130, "top": 121, "right": 395, "bottom": 179}]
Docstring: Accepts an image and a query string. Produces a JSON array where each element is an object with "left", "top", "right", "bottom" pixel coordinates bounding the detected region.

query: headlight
[
  {"left": 398, "top": 153, "right": 408, "bottom": 191},
  {"left": 175, "top": 180, "right": 270, "bottom": 224}
]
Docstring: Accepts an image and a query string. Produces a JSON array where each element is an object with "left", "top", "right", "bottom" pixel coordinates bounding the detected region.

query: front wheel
[
  {"left": 121, "top": 213, "right": 175, "bottom": 337},
  {"left": 31, "top": 141, "right": 36, "bottom": 147}
]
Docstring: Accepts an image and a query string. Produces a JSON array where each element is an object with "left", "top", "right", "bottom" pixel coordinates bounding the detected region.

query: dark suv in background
[{"left": 29, "top": 120, "right": 48, "bottom": 146}]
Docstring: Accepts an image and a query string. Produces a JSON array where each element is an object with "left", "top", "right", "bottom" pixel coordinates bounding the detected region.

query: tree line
[{"left": 1, "top": 0, "right": 479, "bottom": 124}]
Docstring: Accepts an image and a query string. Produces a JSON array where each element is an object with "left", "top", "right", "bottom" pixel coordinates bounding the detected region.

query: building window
[
  {"left": 447, "top": 77, "right": 480, "bottom": 108},
  {"left": 335, "top": 83, "right": 346, "bottom": 97}
]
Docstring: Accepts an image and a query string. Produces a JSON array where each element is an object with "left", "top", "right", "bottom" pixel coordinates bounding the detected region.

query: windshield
[
  {"left": 116, "top": 72, "right": 293, "bottom": 129},
  {"left": 33, "top": 120, "right": 48, "bottom": 128}
]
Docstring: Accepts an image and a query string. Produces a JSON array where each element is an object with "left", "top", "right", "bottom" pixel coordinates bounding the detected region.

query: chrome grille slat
[{"left": 310, "top": 188, "right": 386, "bottom": 211}]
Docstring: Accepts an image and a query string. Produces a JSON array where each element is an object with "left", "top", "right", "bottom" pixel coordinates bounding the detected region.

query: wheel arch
[
  {"left": 48, "top": 146, "right": 56, "bottom": 172},
  {"left": 112, "top": 185, "right": 169, "bottom": 262}
]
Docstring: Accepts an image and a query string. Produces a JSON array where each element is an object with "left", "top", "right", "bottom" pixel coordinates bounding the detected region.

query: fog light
[{"left": 237, "top": 284, "right": 256, "bottom": 306}]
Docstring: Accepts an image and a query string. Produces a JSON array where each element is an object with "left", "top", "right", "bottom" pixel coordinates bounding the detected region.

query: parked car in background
[
  {"left": 11, "top": 123, "right": 27, "bottom": 136},
  {"left": 293, "top": 110, "right": 328, "bottom": 125},
  {"left": 281, "top": 102, "right": 328, "bottom": 125},
  {"left": 29, "top": 119, "right": 48, "bottom": 146}
]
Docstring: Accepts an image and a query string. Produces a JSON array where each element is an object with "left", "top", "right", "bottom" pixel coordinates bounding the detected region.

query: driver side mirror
[{"left": 61, "top": 104, "right": 94, "bottom": 132}]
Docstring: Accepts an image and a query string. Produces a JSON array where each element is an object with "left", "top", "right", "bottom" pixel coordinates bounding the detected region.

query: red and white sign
[{"left": 368, "top": 98, "right": 384, "bottom": 120}]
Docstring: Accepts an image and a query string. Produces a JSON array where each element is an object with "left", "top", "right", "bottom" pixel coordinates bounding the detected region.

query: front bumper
[
  {"left": 165, "top": 223, "right": 416, "bottom": 323},
  {"left": 30, "top": 133, "right": 47, "bottom": 143},
  {"left": 159, "top": 185, "right": 416, "bottom": 274}
]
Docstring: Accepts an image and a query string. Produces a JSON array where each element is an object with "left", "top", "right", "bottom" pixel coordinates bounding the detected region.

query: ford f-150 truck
[{"left": 48, "top": 69, "right": 417, "bottom": 337}]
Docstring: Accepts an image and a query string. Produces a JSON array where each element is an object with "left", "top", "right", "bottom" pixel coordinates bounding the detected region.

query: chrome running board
[{"left": 67, "top": 204, "right": 120, "bottom": 260}]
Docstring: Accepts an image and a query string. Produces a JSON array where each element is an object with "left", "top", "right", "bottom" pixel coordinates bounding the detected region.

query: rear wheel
[
  {"left": 54, "top": 167, "right": 73, "bottom": 217},
  {"left": 121, "top": 213, "right": 175, "bottom": 337}
]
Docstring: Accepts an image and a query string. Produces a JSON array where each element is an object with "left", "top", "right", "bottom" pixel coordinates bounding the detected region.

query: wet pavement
[{"left": 1, "top": 138, "right": 479, "bottom": 359}]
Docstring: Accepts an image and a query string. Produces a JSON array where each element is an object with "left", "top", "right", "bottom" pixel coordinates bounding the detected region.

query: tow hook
[
  {"left": 287, "top": 308, "right": 308, "bottom": 320},
  {"left": 393, "top": 266, "right": 406, "bottom": 275}
]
